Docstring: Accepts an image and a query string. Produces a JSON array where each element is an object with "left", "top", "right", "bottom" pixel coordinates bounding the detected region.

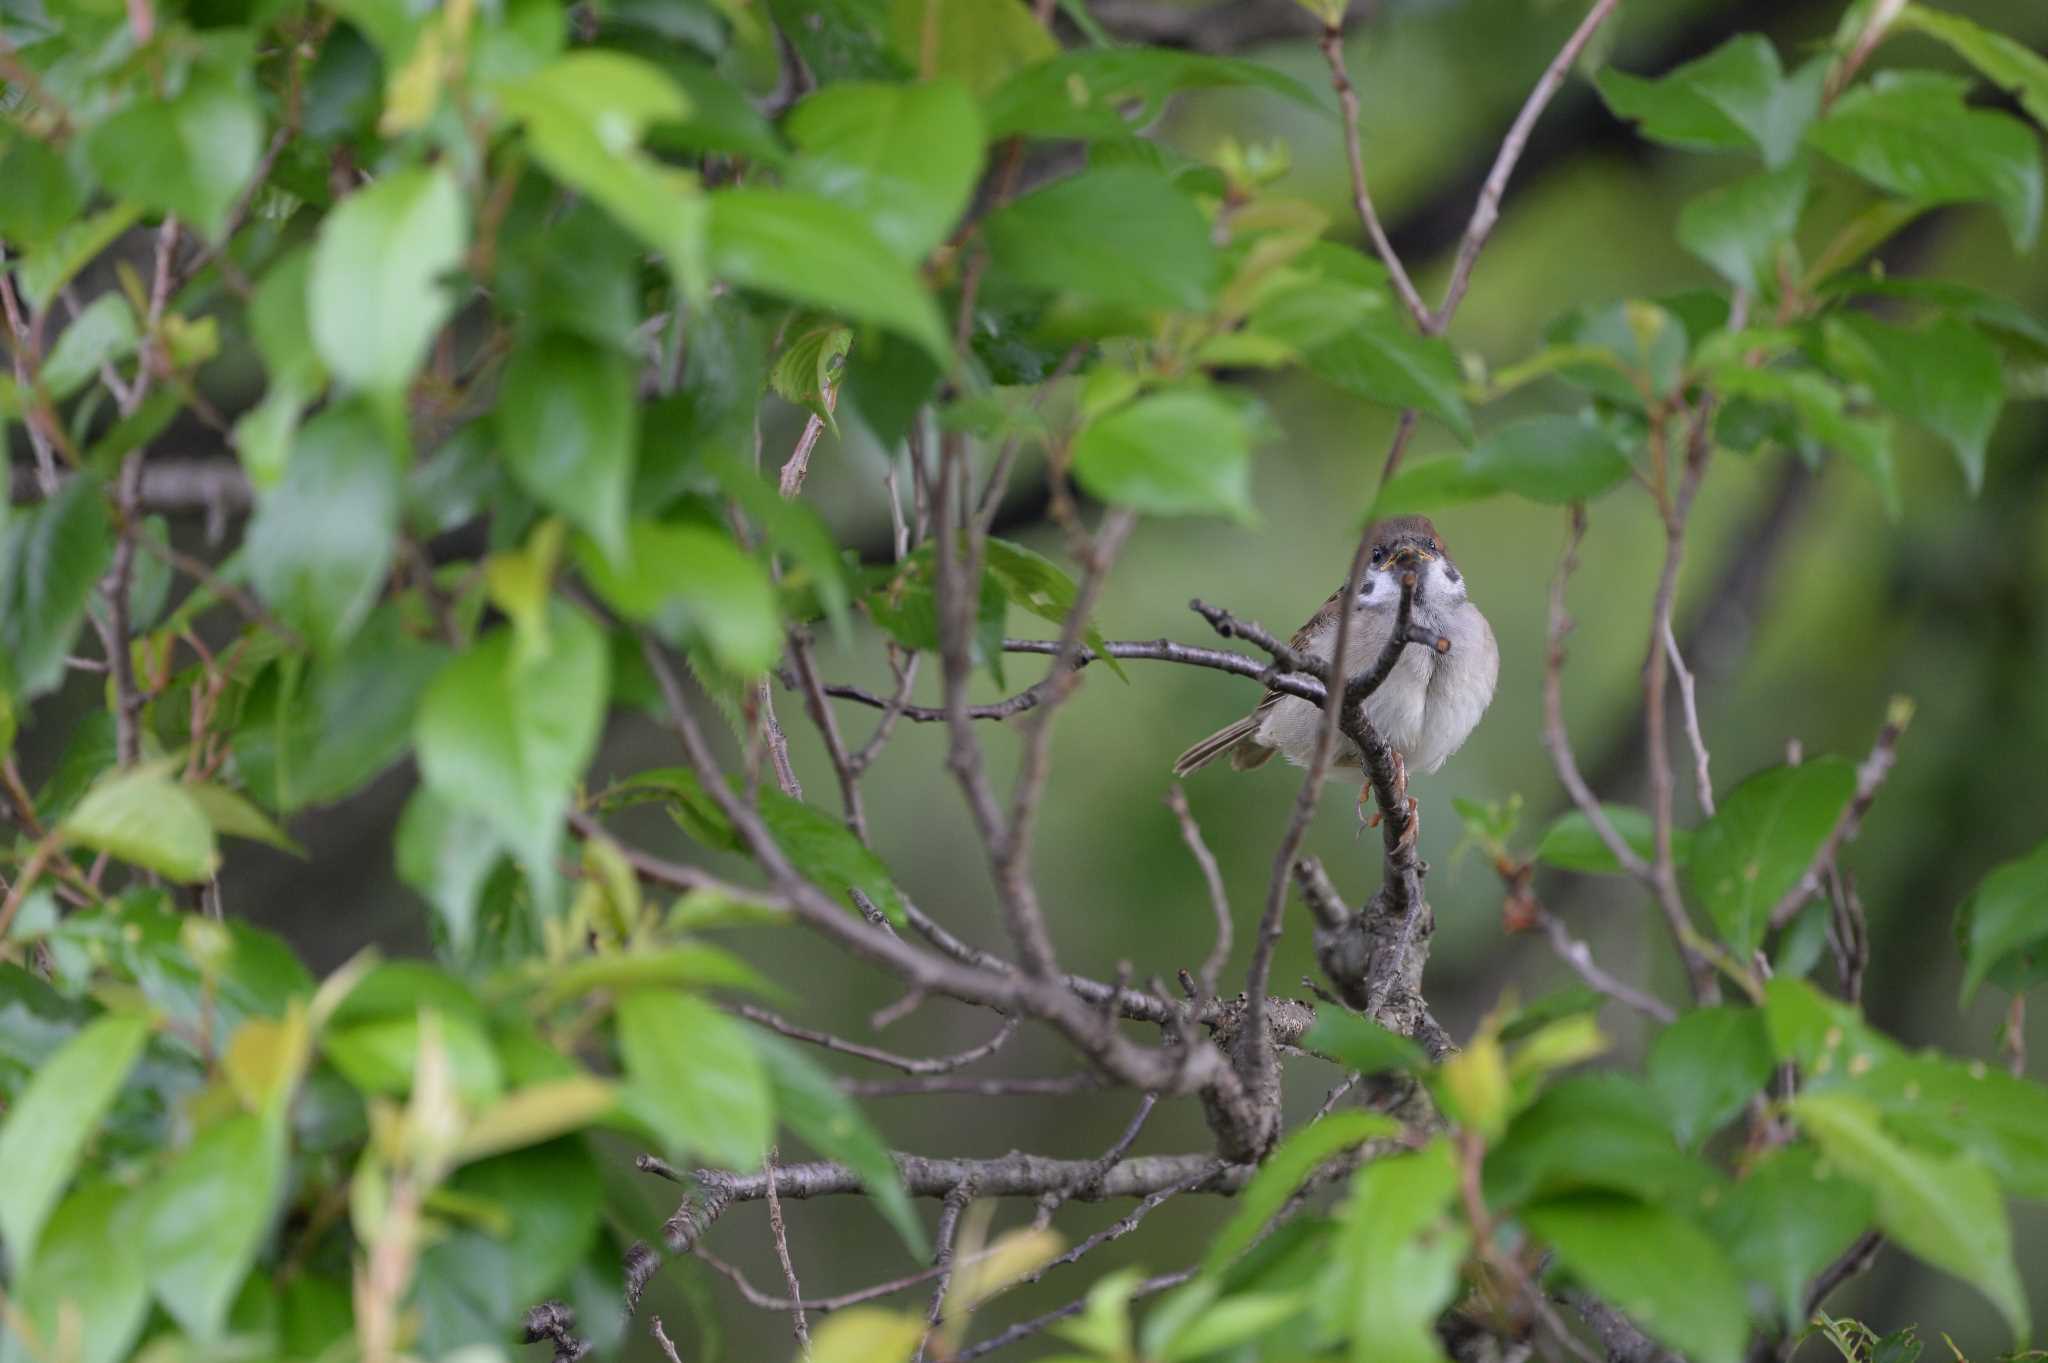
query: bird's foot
[
  {"left": 1397, "top": 796, "right": 1421, "bottom": 851},
  {"left": 1356, "top": 781, "right": 1377, "bottom": 834}
]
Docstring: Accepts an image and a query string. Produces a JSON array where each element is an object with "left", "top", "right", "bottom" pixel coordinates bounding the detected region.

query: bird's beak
[{"left": 1389, "top": 542, "right": 1435, "bottom": 568}]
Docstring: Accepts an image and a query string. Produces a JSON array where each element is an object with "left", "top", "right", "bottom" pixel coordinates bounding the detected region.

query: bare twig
[
  {"left": 1431, "top": 0, "right": 1625, "bottom": 329},
  {"left": 954, "top": 1269, "right": 1196, "bottom": 1361},
  {"left": 1166, "top": 786, "right": 1232, "bottom": 997},
  {"left": 1537, "top": 906, "right": 1676, "bottom": 1024},
  {"left": 737, "top": 1003, "right": 1018, "bottom": 1076},
  {"left": 649, "top": 1316, "right": 685, "bottom": 1363},
  {"left": 1319, "top": 25, "right": 1431, "bottom": 330},
  {"left": 1664, "top": 618, "right": 1715, "bottom": 817},
  {"left": 98, "top": 453, "right": 147, "bottom": 768},
  {"left": 762, "top": 1148, "right": 811, "bottom": 1356},
  {"left": 841, "top": 1073, "right": 1103, "bottom": 1098}
]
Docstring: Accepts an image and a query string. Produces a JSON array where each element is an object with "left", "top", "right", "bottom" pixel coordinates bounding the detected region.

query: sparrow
[{"left": 1172, "top": 515, "right": 1499, "bottom": 793}]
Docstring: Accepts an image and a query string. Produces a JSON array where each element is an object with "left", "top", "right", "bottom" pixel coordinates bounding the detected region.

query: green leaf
[
  {"left": 243, "top": 398, "right": 402, "bottom": 654},
  {"left": 235, "top": 608, "right": 449, "bottom": 810},
  {"left": 616, "top": 988, "right": 773, "bottom": 1170},
  {"left": 1702, "top": 1144, "right": 1871, "bottom": 1326},
  {"left": 786, "top": 78, "right": 984, "bottom": 262},
  {"left": 1806, "top": 72, "right": 2043, "bottom": 250},
  {"left": 395, "top": 787, "right": 506, "bottom": 960},
  {"left": 1300, "top": 309, "right": 1473, "bottom": 442},
  {"left": 1892, "top": 7, "right": 2048, "bottom": 129},
  {"left": 16, "top": 204, "right": 144, "bottom": 313},
  {"left": 1325, "top": 1141, "right": 1466, "bottom": 1363},
  {"left": 575, "top": 519, "right": 781, "bottom": 675},
  {"left": 84, "top": 70, "right": 263, "bottom": 238},
  {"left": 1365, "top": 455, "right": 1500, "bottom": 521},
  {"left": 60, "top": 764, "right": 220, "bottom": 883},
  {"left": 1849, "top": 1050, "right": 2048, "bottom": 1199},
  {"left": 414, "top": 603, "right": 609, "bottom": 911},
  {"left": 1688, "top": 757, "right": 1855, "bottom": 957},
  {"left": 988, "top": 47, "right": 1324, "bottom": 142},
  {"left": 411, "top": 1139, "right": 601, "bottom": 1355},
  {"left": 1648, "top": 1006, "right": 1774, "bottom": 1149},
  {"left": 1301, "top": 1008, "right": 1427, "bottom": 1076},
  {"left": 770, "top": 322, "right": 853, "bottom": 428},
  {"left": 1712, "top": 365, "right": 1897, "bottom": 516},
  {"left": 0, "top": 475, "right": 114, "bottom": 701},
  {"left": 495, "top": 52, "right": 705, "bottom": 293},
  {"left": 0, "top": 1010, "right": 151, "bottom": 1268},
  {"left": 758, "top": 789, "right": 909, "bottom": 925},
  {"left": 1534, "top": 805, "right": 1692, "bottom": 874},
  {"left": 40, "top": 293, "right": 139, "bottom": 402},
  {"left": 808, "top": 1310, "right": 926, "bottom": 1363},
  {"left": 1597, "top": 35, "right": 1825, "bottom": 168},
  {"left": 1793, "top": 1091, "right": 2029, "bottom": 1341},
  {"left": 985, "top": 167, "right": 1218, "bottom": 314},
  {"left": 1826, "top": 313, "right": 2004, "bottom": 493},
  {"left": 1071, "top": 389, "right": 1254, "bottom": 520},
  {"left": 139, "top": 1113, "right": 288, "bottom": 1340},
  {"left": 1201, "top": 1111, "right": 1399, "bottom": 1277},
  {"left": 1464, "top": 414, "right": 1631, "bottom": 504},
  {"left": 187, "top": 783, "right": 303, "bottom": 855},
  {"left": 1678, "top": 162, "right": 1809, "bottom": 295},
  {"left": 885, "top": 0, "right": 1056, "bottom": 98},
  {"left": 1955, "top": 835, "right": 2048, "bottom": 1002},
  {"left": 308, "top": 165, "right": 468, "bottom": 400},
  {"left": 981, "top": 537, "right": 1121, "bottom": 679},
  {"left": 532, "top": 945, "right": 782, "bottom": 1007},
  {"left": 1484, "top": 1074, "right": 1716, "bottom": 1210},
  {"left": 1160, "top": 1292, "right": 1307, "bottom": 1363},
  {"left": 0, "top": 135, "right": 85, "bottom": 249},
  {"left": 9, "top": 1181, "right": 151, "bottom": 1363},
  {"left": 754, "top": 1035, "right": 926, "bottom": 1257},
  {"left": 1542, "top": 299, "right": 1689, "bottom": 407},
  {"left": 1524, "top": 1193, "right": 1747, "bottom": 1363},
  {"left": 707, "top": 188, "right": 950, "bottom": 365},
  {"left": 498, "top": 332, "right": 637, "bottom": 561}
]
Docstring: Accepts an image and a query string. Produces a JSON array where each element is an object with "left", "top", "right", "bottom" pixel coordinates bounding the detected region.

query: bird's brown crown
[{"left": 1365, "top": 515, "right": 1447, "bottom": 562}]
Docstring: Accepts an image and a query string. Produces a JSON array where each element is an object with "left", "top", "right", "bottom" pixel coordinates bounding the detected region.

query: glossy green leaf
[
  {"left": 1648, "top": 1006, "right": 1774, "bottom": 1149},
  {"left": 16, "top": 204, "right": 143, "bottom": 312},
  {"left": 1955, "top": 835, "right": 2048, "bottom": 1001},
  {"left": 1597, "top": 35, "right": 1825, "bottom": 168},
  {"left": 84, "top": 70, "right": 262, "bottom": 238},
  {"left": 414, "top": 604, "right": 609, "bottom": 911},
  {"left": 616, "top": 988, "right": 773, "bottom": 1170},
  {"left": 323, "top": 1008, "right": 503, "bottom": 1106},
  {"left": 1794, "top": 1091, "right": 2029, "bottom": 1341},
  {"left": 244, "top": 399, "right": 402, "bottom": 654},
  {"left": 0, "top": 135, "right": 85, "bottom": 248},
  {"left": 1301, "top": 310, "right": 1473, "bottom": 442},
  {"left": 1703, "top": 1144, "right": 1871, "bottom": 1326},
  {"left": 1161, "top": 1291, "right": 1308, "bottom": 1363},
  {"left": 1688, "top": 757, "right": 1855, "bottom": 957},
  {"left": 1326, "top": 1141, "right": 1465, "bottom": 1363},
  {"left": 1713, "top": 365, "right": 1898, "bottom": 516},
  {"left": 982, "top": 538, "right": 1121, "bottom": 678},
  {"left": 1484, "top": 1074, "right": 1715, "bottom": 1210},
  {"left": 140, "top": 1113, "right": 288, "bottom": 1339},
  {"left": 755, "top": 1035, "right": 926, "bottom": 1257},
  {"left": 1534, "top": 804, "right": 1693, "bottom": 874},
  {"left": 1201, "top": 1111, "right": 1399, "bottom": 1277},
  {"left": 1542, "top": 299, "right": 1690, "bottom": 407},
  {"left": 1678, "top": 162, "right": 1808, "bottom": 295},
  {"left": 8, "top": 1181, "right": 150, "bottom": 1363},
  {"left": 786, "top": 78, "right": 984, "bottom": 262},
  {"left": 235, "top": 609, "right": 448, "bottom": 810},
  {"left": 1891, "top": 7, "right": 2048, "bottom": 130},
  {"left": 498, "top": 333, "right": 637, "bottom": 561},
  {"left": 1365, "top": 455, "right": 1500, "bottom": 521},
  {"left": 40, "top": 294, "right": 139, "bottom": 401},
  {"left": 575, "top": 519, "right": 781, "bottom": 675},
  {"left": 309, "top": 165, "right": 468, "bottom": 399},
  {"left": 987, "top": 47, "right": 1324, "bottom": 142},
  {"left": 0, "top": 1010, "right": 150, "bottom": 1267},
  {"left": 1071, "top": 390, "right": 1254, "bottom": 520},
  {"left": 1301, "top": 1008, "right": 1427, "bottom": 1076},
  {"left": 1807, "top": 72, "right": 2042, "bottom": 250},
  {"left": 60, "top": 764, "right": 220, "bottom": 883},
  {"left": 188, "top": 783, "right": 303, "bottom": 856},
  {"left": 0, "top": 476, "right": 114, "bottom": 702},
  {"left": 1826, "top": 313, "right": 2004, "bottom": 494},
  {"left": 395, "top": 786, "right": 508, "bottom": 959},
  {"left": 1524, "top": 1193, "right": 1747, "bottom": 1363},
  {"left": 758, "top": 789, "right": 908, "bottom": 924},
  {"left": 1464, "top": 414, "right": 1631, "bottom": 504},
  {"left": 1849, "top": 1050, "right": 2048, "bottom": 1199},
  {"left": 707, "top": 188, "right": 950, "bottom": 364},
  {"left": 985, "top": 167, "right": 1218, "bottom": 314},
  {"left": 885, "top": 0, "right": 1055, "bottom": 98}
]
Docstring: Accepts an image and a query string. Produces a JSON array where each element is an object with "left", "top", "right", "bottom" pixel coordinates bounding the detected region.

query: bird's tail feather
[{"left": 1172, "top": 717, "right": 1265, "bottom": 777}]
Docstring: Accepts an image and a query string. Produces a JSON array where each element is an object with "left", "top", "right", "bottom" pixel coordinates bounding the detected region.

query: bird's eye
[{"left": 1370, "top": 547, "right": 1385, "bottom": 564}]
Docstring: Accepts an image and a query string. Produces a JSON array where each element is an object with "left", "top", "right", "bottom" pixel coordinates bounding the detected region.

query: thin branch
[
  {"left": 1664, "top": 618, "right": 1715, "bottom": 817},
  {"left": 139, "top": 535, "right": 307, "bottom": 649},
  {"left": 1004, "top": 636, "right": 1330, "bottom": 705},
  {"left": 1166, "top": 786, "right": 1231, "bottom": 997},
  {"left": 1764, "top": 699, "right": 1911, "bottom": 933},
  {"left": 840, "top": 1073, "right": 1104, "bottom": 1098},
  {"left": 736, "top": 1003, "right": 1018, "bottom": 1076},
  {"left": 1536, "top": 906, "right": 1676, "bottom": 1024},
  {"left": 1319, "top": 26, "right": 1431, "bottom": 330},
  {"left": 788, "top": 630, "right": 866, "bottom": 837},
  {"left": 97, "top": 453, "right": 147, "bottom": 768},
  {"left": 825, "top": 677, "right": 1057, "bottom": 724},
  {"left": 954, "top": 1269, "right": 1195, "bottom": 1361},
  {"left": 1431, "top": 0, "right": 1625, "bottom": 329},
  {"left": 649, "top": 1316, "right": 685, "bottom": 1363},
  {"left": 762, "top": 1148, "right": 812, "bottom": 1357}
]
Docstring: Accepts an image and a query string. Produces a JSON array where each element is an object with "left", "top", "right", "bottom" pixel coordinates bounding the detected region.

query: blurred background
[{"left": 17, "top": 0, "right": 2048, "bottom": 1354}]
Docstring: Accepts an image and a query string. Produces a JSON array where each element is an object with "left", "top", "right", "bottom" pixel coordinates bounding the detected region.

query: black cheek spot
[{"left": 1444, "top": 563, "right": 1461, "bottom": 584}]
